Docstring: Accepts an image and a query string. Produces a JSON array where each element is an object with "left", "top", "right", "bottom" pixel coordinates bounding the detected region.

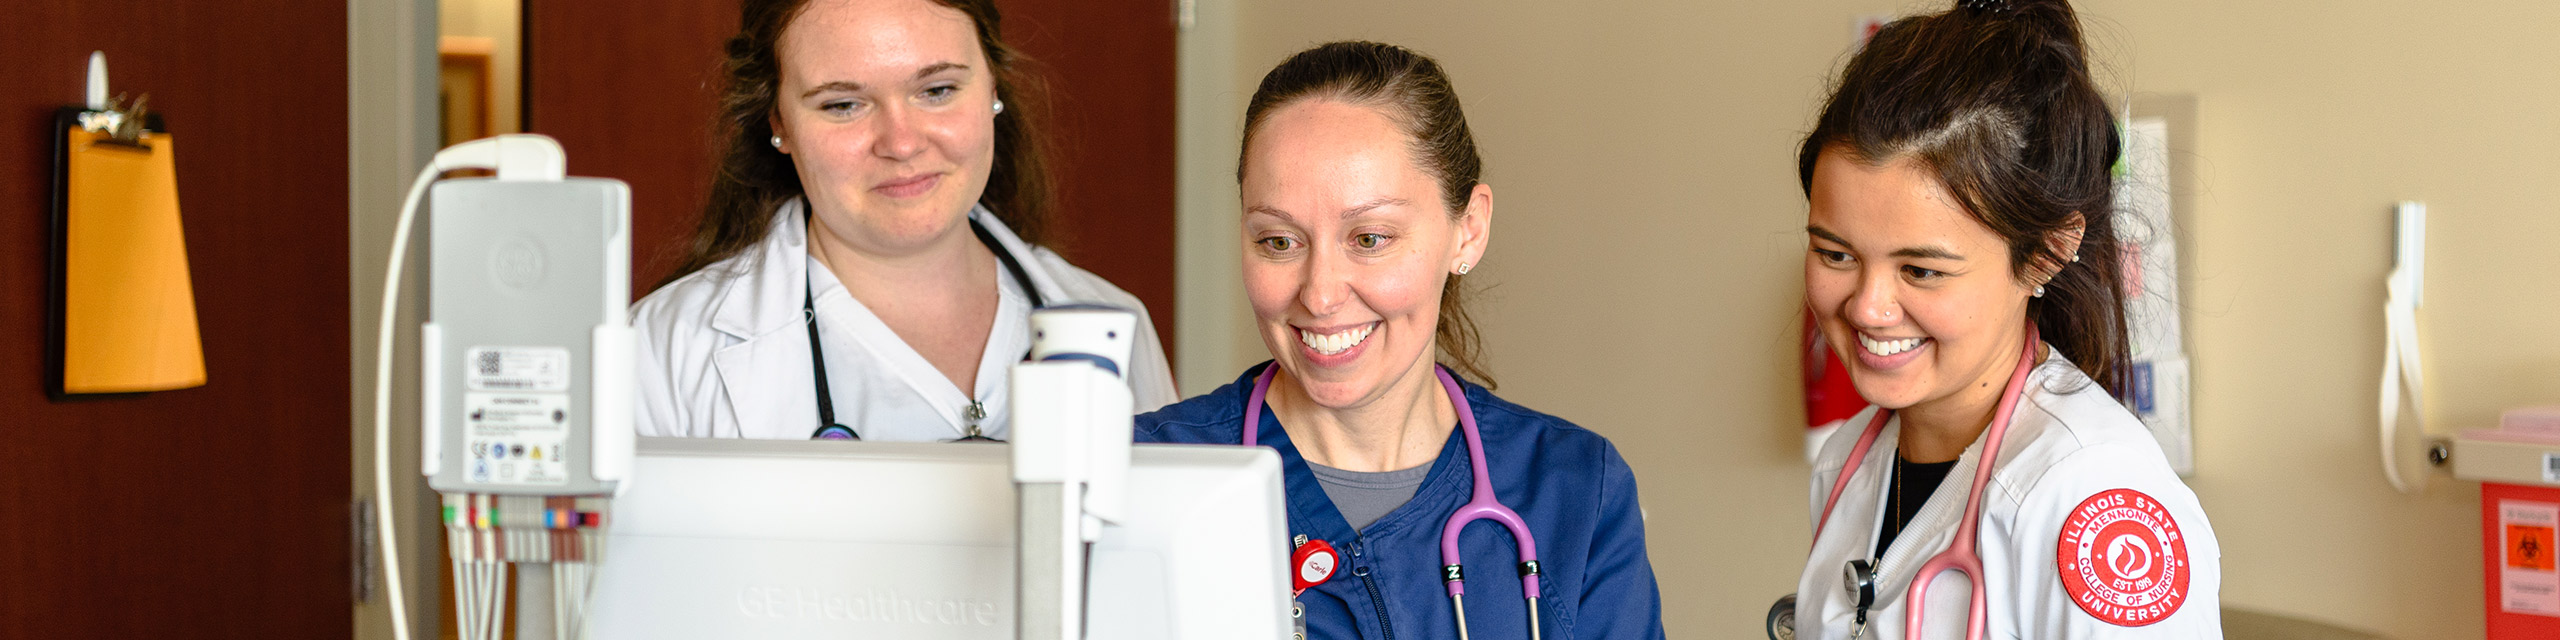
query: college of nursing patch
[{"left": 2056, "top": 488, "right": 2190, "bottom": 626}]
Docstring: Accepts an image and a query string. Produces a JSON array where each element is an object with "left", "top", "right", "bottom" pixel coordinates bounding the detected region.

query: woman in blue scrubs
[{"left": 1135, "top": 41, "right": 1666, "bottom": 640}]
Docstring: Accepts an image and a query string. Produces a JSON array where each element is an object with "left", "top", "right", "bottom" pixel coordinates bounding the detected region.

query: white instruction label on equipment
[
  {"left": 465, "top": 392, "right": 570, "bottom": 486},
  {"left": 2500, "top": 499, "right": 2560, "bottom": 616},
  {"left": 466, "top": 346, "right": 572, "bottom": 392}
]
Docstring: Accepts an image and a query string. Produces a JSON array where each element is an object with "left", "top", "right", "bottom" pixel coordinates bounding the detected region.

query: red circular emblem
[
  {"left": 2056, "top": 488, "right": 2190, "bottom": 626},
  {"left": 1291, "top": 539, "right": 1338, "bottom": 594}
]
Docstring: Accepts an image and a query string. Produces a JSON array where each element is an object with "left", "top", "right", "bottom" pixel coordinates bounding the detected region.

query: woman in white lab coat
[
  {"left": 630, "top": 0, "right": 1175, "bottom": 440},
  {"left": 1787, "top": 0, "right": 2220, "bottom": 637}
]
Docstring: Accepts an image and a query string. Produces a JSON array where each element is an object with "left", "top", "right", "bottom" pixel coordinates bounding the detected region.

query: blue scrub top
[{"left": 1135, "top": 363, "right": 1667, "bottom": 640}]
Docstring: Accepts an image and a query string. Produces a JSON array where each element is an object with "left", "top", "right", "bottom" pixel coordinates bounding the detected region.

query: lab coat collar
[
  {"left": 1823, "top": 351, "right": 2070, "bottom": 606},
  {"left": 706, "top": 198, "right": 808, "bottom": 341},
  {"left": 1843, "top": 419, "right": 1979, "bottom": 606},
  {"left": 707, "top": 198, "right": 1057, "bottom": 341}
]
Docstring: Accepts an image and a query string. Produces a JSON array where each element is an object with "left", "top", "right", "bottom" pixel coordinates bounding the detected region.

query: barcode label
[
  {"left": 2543, "top": 453, "right": 2560, "bottom": 484},
  {"left": 464, "top": 346, "right": 571, "bottom": 392}
]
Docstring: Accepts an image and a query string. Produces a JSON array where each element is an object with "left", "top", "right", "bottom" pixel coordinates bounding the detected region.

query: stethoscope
[
  {"left": 805, "top": 212, "right": 1041, "bottom": 441},
  {"left": 1807, "top": 324, "right": 2040, "bottom": 640},
  {"left": 1242, "top": 364, "right": 1545, "bottom": 640}
]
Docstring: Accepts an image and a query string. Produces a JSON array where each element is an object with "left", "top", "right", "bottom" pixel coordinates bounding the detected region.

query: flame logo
[{"left": 2107, "top": 533, "right": 2154, "bottom": 579}]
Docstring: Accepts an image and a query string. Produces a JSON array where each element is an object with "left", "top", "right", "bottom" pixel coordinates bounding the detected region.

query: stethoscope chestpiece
[
  {"left": 1765, "top": 593, "right": 1798, "bottom": 640},
  {"left": 1842, "top": 558, "right": 1878, "bottom": 632},
  {"left": 1842, "top": 559, "right": 1877, "bottom": 603}
]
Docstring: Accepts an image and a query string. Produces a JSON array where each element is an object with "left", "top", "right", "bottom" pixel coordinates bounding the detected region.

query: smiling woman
[
  {"left": 1136, "top": 41, "right": 1667, "bottom": 640},
  {"left": 626, "top": 0, "right": 1176, "bottom": 441},
  {"left": 1787, "top": 1, "right": 2221, "bottom": 638}
]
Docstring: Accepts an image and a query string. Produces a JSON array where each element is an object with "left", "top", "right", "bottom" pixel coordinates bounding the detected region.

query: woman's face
[
  {"left": 773, "top": 0, "right": 997, "bottom": 251},
  {"left": 1804, "top": 149, "right": 2034, "bottom": 412},
  {"left": 1239, "top": 99, "right": 1490, "bottom": 410}
]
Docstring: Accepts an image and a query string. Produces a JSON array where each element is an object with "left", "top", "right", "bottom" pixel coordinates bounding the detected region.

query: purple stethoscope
[
  {"left": 1811, "top": 324, "right": 2039, "bottom": 640},
  {"left": 1243, "top": 364, "right": 1545, "bottom": 640}
]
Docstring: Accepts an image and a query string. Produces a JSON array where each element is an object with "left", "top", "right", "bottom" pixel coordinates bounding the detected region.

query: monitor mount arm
[{"left": 1009, "top": 305, "right": 1141, "bottom": 640}]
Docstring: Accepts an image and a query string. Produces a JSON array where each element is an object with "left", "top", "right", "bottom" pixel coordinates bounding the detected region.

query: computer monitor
[{"left": 585, "top": 437, "right": 1289, "bottom": 639}]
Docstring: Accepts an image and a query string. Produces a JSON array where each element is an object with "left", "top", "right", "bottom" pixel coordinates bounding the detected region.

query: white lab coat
[
  {"left": 629, "top": 198, "right": 1177, "bottom": 440},
  {"left": 1796, "top": 349, "right": 2221, "bottom": 639}
]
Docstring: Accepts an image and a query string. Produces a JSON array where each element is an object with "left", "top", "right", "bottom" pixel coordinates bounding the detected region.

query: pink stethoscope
[
  {"left": 1244, "top": 364, "right": 1545, "bottom": 640},
  {"left": 1811, "top": 325, "right": 2039, "bottom": 640}
]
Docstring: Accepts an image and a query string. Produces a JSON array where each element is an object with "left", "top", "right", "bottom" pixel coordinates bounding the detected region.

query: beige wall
[{"left": 1178, "top": 1, "right": 2560, "bottom": 637}]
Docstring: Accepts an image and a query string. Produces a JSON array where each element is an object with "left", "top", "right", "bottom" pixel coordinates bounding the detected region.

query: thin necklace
[{"left": 1892, "top": 452, "right": 1905, "bottom": 530}]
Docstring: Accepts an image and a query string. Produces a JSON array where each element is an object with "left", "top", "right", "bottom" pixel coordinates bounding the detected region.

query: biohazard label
[
  {"left": 465, "top": 346, "right": 571, "bottom": 392},
  {"left": 464, "top": 392, "right": 570, "bottom": 486},
  {"left": 2057, "top": 488, "right": 2190, "bottom": 626},
  {"left": 2500, "top": 500, "right": 2560, "bottom": 616}
]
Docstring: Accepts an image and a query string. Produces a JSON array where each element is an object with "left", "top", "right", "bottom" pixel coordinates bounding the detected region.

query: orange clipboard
[{"left": 48, "top": 106, "right": 206, "bottom": 398}]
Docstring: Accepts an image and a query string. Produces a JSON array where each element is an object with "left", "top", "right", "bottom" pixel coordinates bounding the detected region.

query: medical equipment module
[
  {"left": 370, "top": 134, "right": 631, "bottom": 640},
  {"left": 580, "top": 438, "right": 1291, "bottom": 639},
  {"left": 577, "top": 304, "right": 1291, "bottom": 639}
]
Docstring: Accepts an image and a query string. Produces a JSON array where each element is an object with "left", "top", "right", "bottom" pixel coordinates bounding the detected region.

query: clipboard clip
[{"left": 76, "top": 52, "right": 151, "bottom": 149}]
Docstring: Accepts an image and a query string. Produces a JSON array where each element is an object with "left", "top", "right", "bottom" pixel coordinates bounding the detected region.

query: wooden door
[{"left": 0, "top": 1, "right": 353, "bottom": 637}]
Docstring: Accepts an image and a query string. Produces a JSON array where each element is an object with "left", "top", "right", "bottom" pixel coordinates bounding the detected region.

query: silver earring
[
  {"left": 1456, "top": 262, "right": 1472, "bottom": 275},
  {"left": 992, "top": 99, "right": 1005, "bottom": 115},
  {"left": 769, "top": 135, "right": 783, "bottom": 149}
]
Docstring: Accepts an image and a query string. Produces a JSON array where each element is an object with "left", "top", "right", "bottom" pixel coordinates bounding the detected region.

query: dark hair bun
[
  {"left": 1958, "top": 0, "right": 2013, "bottom": 15},
  {"left": 1798, "top": 0, "right": 2133, "bottom": 395}
]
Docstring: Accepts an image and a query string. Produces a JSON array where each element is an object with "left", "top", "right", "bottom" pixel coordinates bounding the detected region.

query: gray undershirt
[{"left": 1306, "top": 461, "right": 1431, "bottom": 532}]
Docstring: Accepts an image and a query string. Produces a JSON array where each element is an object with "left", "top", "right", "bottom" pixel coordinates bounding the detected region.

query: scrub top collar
[{"left": 1236, "top": 362, "right": 1480, "bottom": 598}]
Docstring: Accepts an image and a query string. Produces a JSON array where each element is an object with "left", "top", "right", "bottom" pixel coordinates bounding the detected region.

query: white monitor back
[{"left": 586, "top": 437, "right": 1289, "bottom": 639}]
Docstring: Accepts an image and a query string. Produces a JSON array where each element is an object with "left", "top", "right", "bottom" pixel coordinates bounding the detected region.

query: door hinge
[{"left": 354, "top": 498, "right": 379, "bottom": 604}]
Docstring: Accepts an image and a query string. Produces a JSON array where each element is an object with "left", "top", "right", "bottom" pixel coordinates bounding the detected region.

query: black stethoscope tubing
[{"left": 806, "top": 214, "right": 1044, "bottom": 440}]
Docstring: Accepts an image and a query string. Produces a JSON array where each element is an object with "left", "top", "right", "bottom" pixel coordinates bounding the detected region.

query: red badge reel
[
  {"left": 2057, "top": 488, "right": 2192, "bottom": 626},
  {"left": 1292, "top": 539, "right": 1339, "bottom": 596}
]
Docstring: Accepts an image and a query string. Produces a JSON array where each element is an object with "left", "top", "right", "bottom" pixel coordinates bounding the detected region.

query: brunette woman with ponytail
[
  {"left": 1788, "top": 0, "right": 2221, "bottom": 637},
  {"left": 1136, "top": 41, "right": 1666, "bottom": 640}
]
